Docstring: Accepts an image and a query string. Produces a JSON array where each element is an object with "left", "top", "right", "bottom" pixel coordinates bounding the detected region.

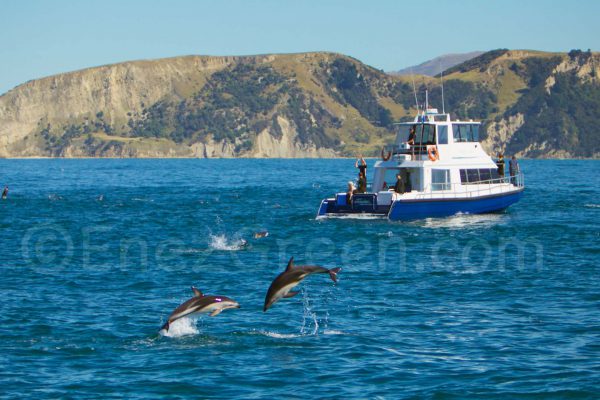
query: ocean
[{"left": 0, "top": 159, "right": 598, "bottom": 398}]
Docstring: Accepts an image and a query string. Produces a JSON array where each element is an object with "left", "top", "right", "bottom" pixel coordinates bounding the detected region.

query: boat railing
[
  {"left": 415, "top": 172, "right": 524, "bottom": 200},
  {"left": 385, "top": 144, "right": 431, "bottom": 157}
]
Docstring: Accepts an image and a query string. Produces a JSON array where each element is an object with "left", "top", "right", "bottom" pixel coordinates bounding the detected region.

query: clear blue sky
[{"left": 1, "top": 0, "right": 598, "bottom": 94}]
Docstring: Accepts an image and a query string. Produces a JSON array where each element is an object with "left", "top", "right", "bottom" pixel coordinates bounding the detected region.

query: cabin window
[
  {"left": 415, "top": 124, "right": 424, "bottom": 146},
  {"left": 467, "top": 169, "right": 480, "bottom": 183},
  {"left": 452, "top": 124, "right": 480, "bottom": 142},
  {"left": 452, "top": 124, "right": 466, "bottom": 142},
  {"left": 395, "top": 125, "right": 412, "bottom": 143},
  {"left": 432, "top": 169, "right": 450, "bottom": 191},
  {"left": 382, "top": 168, "right": 400, "bottom": 189},
  {"left": 422, "top": 124, "right": 436, "bottom": 145},
  {"left": 460, "top": 168, "right": 500, "bottom": 184},
  {"left": 437, "top": 125, "right": 448, "bottom": 144},
  {"left": 471, "top": 125, "right": 480, "bottom": 142},
  {"left": 479, "top": 168, "right": 491, "bottom": 182}
]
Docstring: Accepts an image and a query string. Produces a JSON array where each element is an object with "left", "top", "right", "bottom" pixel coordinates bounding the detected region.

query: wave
[
  {"left": 170, "top": 248, "right": 205, "bottom": 254},
  {"left": 323, "top": 329, "right": 345, "bottom": 335},
  {"left": 584, "top": 204, "right": 600, "bottom": 209},
  {"left": 159, "top": 317, "right": 199, "bottom": 338},
  {"left": 417, "top": 213, "right": 505, "bottom": 229},
  {"left": 209, "top": 234, "right": 248, "bottom": 251},
  {"left": 257, "top": 330, "right": 303, "bottom": 339}
]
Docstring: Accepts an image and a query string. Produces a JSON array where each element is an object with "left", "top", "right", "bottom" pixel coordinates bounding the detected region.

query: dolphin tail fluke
[
  {"left": 161, "top": 321, "right": 170, "bottom": 332},
  {"left": 328, "top": 267, "right": 342, "bottom": 283}
]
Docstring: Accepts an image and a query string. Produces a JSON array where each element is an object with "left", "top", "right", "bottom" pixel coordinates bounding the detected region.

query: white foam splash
[
  {"left": 323, "top": 329, "right": 345, "bottom": 335},
  {"left": 300, "top": 289, "right": 319, "bottom": 335},
  {"left": 208, "top": 234, "right": 248, "bottom": 251},
  {"left": 258, "top": 331, "right": 302, "bottom": 339},
  {"left": 418, "top": 213, "right": 504, "bottom": 229},
  {"left": 159, "top": 317, "right": 199, "bottom": 338},
  {"left": 584, "top": 204, "right": 600, "bottom": 209}
]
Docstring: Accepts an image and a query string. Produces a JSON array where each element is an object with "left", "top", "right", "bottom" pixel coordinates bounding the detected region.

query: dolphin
[
  {"left": 263, "top": 257, "right": 341, "bottom": 312},
  {"left": 160, "top": 287, "right": 240, "bottom": 331}
]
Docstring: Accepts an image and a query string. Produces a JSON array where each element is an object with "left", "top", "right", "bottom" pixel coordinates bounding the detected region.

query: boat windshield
[
  {"left": 452, "top": 124, "right": 480, "bottom": 142},
  {"left": 396, "top": 124, "right": 436, "bottom": 146}
]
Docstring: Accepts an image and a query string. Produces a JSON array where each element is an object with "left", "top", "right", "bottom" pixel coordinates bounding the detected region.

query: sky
[{"left": 1, "top": 0, "right": 599, "bottom": 94}]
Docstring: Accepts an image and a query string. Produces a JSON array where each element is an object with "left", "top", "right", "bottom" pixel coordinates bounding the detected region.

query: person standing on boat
[
  {"left": 1, "top": 186, "right": 7, "bottom": 200},
  {"left": 509, "top": 155, "right": 520, "bottom": 185},
  {"left": 407, "top": 126, "right": 416, "bottom": 145},
  {"left": 393, "top": 173, "right": 405, "bottom": 194},
  {"left": 346, "top": 181, "right": 355, "bottom": 205},
  {"left": 357, "top": 172, "right": 367, "bottom": 193},
  {"left": 496, "top": 153, "right": 505, "bottom": 181},
  {"left": 355, "top": 155, "right": 367, "bottom": 191}
]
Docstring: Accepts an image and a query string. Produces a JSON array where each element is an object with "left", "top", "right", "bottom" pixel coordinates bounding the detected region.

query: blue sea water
[{"left": 0, "top": 158, "right": 599, "bottom": 399}]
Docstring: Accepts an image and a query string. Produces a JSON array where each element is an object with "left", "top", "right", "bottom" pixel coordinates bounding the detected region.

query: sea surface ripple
[{"left": 0, "top": 159, "right": 598, "bottom": 398}]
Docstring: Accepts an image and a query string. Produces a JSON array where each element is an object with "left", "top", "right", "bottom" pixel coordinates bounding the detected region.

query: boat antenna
[
  {"left": 439, "top": 59, "right": 446, "bottom": 114},
  {"left": 410, "top": 66, "right": 419, "bottom": 114}
]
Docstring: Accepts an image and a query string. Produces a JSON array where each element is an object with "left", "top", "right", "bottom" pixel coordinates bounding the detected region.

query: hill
[
  {"left": 0, "top": 50, "right": 598, "bottom": 158},
  {"left": 390, "top": 51, "right": 484, "bottom": 77}
]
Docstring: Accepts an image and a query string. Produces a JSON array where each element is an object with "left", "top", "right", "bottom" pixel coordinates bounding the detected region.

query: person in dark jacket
[
  {"left": 355, "top": 155, "right": 367, "bottom": 187},
  {"left": 393, "top": 173, "right": 405, "bottom": 194},
  {"left": 496, "top": 153, "right": 505, "bottom": 181},
  {"left": 1, "top": 186, "right": 7, "bottom": 200},
  {"left": 509, "top": 155, "right": 520, "bottom": 185},
  {"left": 357, "top": 172, "right": 367, "bottom": 193}
]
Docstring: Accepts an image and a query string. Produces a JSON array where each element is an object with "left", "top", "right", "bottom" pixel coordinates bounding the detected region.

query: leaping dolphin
[
  {"left": 263, "top": 257, "right": 341, "bottom": 312},
  {"left": 160, "top": 287, "right": 240, "bottom": 331}
]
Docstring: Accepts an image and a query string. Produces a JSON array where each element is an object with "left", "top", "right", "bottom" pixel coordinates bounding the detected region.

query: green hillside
[{"left": 1, "top": 50, "right": 598, "bottom": 158}]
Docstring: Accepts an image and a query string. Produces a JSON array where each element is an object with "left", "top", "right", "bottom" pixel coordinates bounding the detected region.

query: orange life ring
[
  {"left": 381, "top": 147, "right": 392, "bottom": 161},
  {"left": 428, "top": 145, "right": 440, "bottom": 161}
]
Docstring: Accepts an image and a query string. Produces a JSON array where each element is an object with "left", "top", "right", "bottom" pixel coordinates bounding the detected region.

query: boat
[{"left": 316, "top": 106, "right": 524, "bottom": 221}]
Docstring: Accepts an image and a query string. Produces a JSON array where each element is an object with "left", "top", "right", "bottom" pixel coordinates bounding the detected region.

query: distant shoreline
[{"left": 0, "top": 156, "right": 598, "bottom": 161}]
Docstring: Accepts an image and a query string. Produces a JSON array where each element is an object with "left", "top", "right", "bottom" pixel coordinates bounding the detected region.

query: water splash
[
  {"left": 159, "top": 317, "right": 199, "bottom": 338},
  {"left": 208, "top": 234, "right": 248, "bottom": 251},
  {"left": 257, "top": 331, "right": 302, "bottom": 339},
  {"left": 300, "top": 288, "right": 319, "bottom": 335},
  {"left": 418, "top": 213, "right": 505, "bottom": 229}
]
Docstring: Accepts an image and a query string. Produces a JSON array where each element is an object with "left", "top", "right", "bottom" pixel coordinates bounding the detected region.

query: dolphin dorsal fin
[
  {"left": 191, "top": 287, "right": 203, "bottom": 297},
  {"left": 285, "top": 257, "right": 294, "bottom": 272}
]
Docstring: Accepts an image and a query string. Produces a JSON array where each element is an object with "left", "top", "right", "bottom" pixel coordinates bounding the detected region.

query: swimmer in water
[{"left": 1, "top": 186, "right": 8, "bottom": 200}]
